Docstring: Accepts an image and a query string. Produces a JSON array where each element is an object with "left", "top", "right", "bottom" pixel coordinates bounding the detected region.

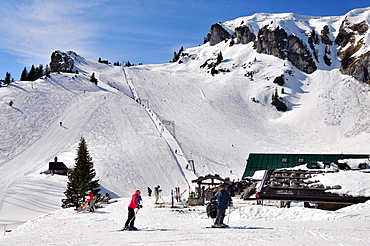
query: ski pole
[
  {"left": 133, "top": 207, "right": 140, "bottom": 219},
  {"left": 127, "top": 207, "right": 140, "bottom": 226},
  {"left": 227, "top": 207, "right": 231, "bottom": 225}
]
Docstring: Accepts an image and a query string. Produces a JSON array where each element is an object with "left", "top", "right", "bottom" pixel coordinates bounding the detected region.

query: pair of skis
[
  {"left": 121, "top": 207, "right": 140, "bottom": 231},
  {"left": 121, "top": 227, "right": 138, "bottom": 231},
  {"left": 211, "top": 224, "right": 229, "bottom": 228}
]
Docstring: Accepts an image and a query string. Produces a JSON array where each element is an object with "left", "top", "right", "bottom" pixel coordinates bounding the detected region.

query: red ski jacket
[
  {"left": 128, "top": 194, "right": 140, "bottom": 209},
  {"left": 87, "top": 193, "right": 94, "bottom": 202}
]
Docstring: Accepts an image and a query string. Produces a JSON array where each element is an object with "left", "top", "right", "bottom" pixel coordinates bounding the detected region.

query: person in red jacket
[
  {"left": 76, "top": 192, "right": 95, "bottom": 211},
  {"left": 123, "top": 190, "right": 142, "bottom": 230},
  {"left": 87, "top": 192, "right": 94, "bottom": 204}
]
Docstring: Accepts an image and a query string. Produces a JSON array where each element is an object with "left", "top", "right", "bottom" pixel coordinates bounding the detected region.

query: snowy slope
[
  {"left": 0, "top": 60, "right": 196, "bottom": 228},
  {"left": 1, "top": 7, "right": 370, "bottom": 244},
  {"left": 126, "top": 47, "right": 370, "bottom": 177},
  {"left": 1, "top": 196, "right": 370, "bottom": 245}
]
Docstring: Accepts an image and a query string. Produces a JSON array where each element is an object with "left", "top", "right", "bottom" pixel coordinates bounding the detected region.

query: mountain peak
[{"left": 187, "top": 7, "right": 370, "bottom": 82}]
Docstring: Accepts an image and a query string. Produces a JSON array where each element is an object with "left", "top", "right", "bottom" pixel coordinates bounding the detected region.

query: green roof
[{"left": 242, "top": 153, "right": 369, "bottom": 179}]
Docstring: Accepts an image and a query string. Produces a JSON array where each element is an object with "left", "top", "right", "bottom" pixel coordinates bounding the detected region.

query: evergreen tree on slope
[
  {"left": 20, "top": 67, "right": 28, "bottom": 81},
  {"left": 28, "top": 65, "right": 36, "bottom": 81},
  {"left": 4, "top": 72, "right": 11, "bottom": 85},
  {"left": 62, "top": 137, "right": 101, "bottom": 208}
]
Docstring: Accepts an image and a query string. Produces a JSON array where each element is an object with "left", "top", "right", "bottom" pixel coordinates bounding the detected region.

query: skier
[
  {"left": 154, "top": 185, "right": 161, "bottom": 204},
  {"left": 148, "top": 187, "right": 152, "bottom": 197},
  {"left": 87, "top": 192, "right": 95, "bottom": 211},
  {"left": 76, "top": 192, "right": 95, "bottom": 212},
  {"left": 124, "top": 190, "right": 143, "bottom": 230},
  {"left": 87, "top": 192, "right": 94, "bottom": 205},
  {"left": 211, "top": 185, "right": 232, "bottom": 228}
]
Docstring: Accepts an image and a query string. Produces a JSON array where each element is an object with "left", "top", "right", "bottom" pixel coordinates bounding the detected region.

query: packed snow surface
[{"left": 1, "top": 196, "right": 370, "bottom": 246}]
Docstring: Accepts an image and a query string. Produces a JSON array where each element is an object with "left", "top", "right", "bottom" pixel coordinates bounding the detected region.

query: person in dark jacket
[
  {"left": 148, "top": 187, "right": 152, "bottom": 197},
  {"left": 211, "top": 185, "right": 232, "bottom": 228}
]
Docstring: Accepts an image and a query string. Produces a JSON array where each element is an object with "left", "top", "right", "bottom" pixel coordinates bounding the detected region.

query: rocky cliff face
[
  {"left": 286, "top": 35, "right": 317, "bottom": 74},
  {"left": 254, "top": 26, "right": 287, "bottom": 60},
  {"left": 205, "top": 23, "right": 317, "bottom": 74},
  {"left": 204, "top": 23, "right": 231, "bottom": 46},
  {"left": 255, "top": 26, "right": 317, "bottom": 74},
  {"left": 49, "top": 51, "right": 75, "bottom": 73},
  {"left": 203, "top": 8, "right": 370, "bottom": 80},
  {"left": 336, "top": 19, "right": 370, "bottom": 83},
  {"left": 233, "top": 25, "right": 256, "bottom": 44},
  {"left": 341, "top": 51, "right": 370, "bottom": 83}
]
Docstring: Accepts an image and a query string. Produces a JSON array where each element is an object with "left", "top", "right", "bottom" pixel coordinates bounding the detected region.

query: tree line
[
  {"left": 98, "top": 57, "right": 142, "bottom": 67},
  {"left": 1, "top": 54, "right": 146, "bottom": 87},
  {"left": 1, "top": 64, "right": 50, "bottom": 86}
]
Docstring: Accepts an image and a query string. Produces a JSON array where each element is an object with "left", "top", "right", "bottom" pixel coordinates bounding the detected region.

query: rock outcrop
[
  {"left": 320, "top": 25, "right": 333, "bottom": 45},
  {"left": 233, "top": 25, "right": 256, "bottom": 44},
  {"left": 200, "top": 9, "right": 370, "bottom": 81},
  {"left": 319, "top": 25, "right": 334, "bottom": 66},
  {"left": 340, "top": 51, "right": 370, "bottom": 83},
  {"left": 204, "top": 22, "right": 317, "bottom": 74},
  {"left": 254, "top": 26, "right": 287, "bottom": 59},
  {"left": 336, "top": 19, "right": 370, "bottom": 83},
  {"left": 308, "top": 29, "right": 320, "bottom": 62},
  {"left": 204, "top": 23, "right": 231, "bottom": 46},
  {"left": 335, "top": 20, "right": 368, "bottom": 53},
  {"left": 287, "top": 35, "right": 317, "bottom": 74},
  {"left": 254, "top": 26, "right": 317, "bottom": 74},
  {"left": 49, "top": 51, "right": 75, "bottom": 73}
]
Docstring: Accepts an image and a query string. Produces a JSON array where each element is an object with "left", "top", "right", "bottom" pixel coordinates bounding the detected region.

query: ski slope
[
  {"left": 1, "top": 7, "right": 370, "bottom": 244},
  {"left": 0, "top": 62, "right": 197, "bottom": 228},
  {"left": 1, "top": 48, "right": 370, "bottom": 233},
  {"left": 1, "top": 196, "right": 370, "bottom": 246}
]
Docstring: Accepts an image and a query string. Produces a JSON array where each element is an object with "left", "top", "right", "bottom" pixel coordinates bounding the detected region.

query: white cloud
[{"left": 0, "top": 0, "right": 105, "bottom": 65}]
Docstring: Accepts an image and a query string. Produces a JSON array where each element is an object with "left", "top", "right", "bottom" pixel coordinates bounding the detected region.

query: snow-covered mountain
[
  {"left": 1, "top": 7, "right": 370, "bottom": 231},
  {"left": 200, "top": 7, "right": 370, "bottom": 80}
]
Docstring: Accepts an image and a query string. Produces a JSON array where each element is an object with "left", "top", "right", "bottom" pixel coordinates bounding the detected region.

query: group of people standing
[
  {"left": 123, "top": 184, "right": 233, "bottom": 230},
  {"left": 147, "top": 185, "right": 162, "bottom": 204}
]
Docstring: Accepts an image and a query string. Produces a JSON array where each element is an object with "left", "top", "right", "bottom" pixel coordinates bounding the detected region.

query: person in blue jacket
[{"left": 211, "top": 185, "right": 232, "bottom": 228}]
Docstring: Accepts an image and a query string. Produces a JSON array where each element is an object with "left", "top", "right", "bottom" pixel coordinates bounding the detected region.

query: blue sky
[{"left": 0, "top": 0, "right": 369, "bottom": 80}]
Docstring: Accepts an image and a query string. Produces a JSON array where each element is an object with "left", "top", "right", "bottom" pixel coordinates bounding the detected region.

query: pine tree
[
  {"left": 36, "top": 64, "right": 44, "bottom": 79},
  {"left": 62, "top": 137, "right": 101, "bottom": 208},
  {"left": 4, "top": 72, "right": 11, "bottom": 85},
  {"left": 271, "top": 88, "right": 287, "bottom": 112},
  {"left": 44, "top": 65, "right": 51, "bottom": 78},
  {"left": 216, "top": 52, "right": 223, "bottom": 64},
  {"left": 27, "top": 65, "right": 36, "bottom": 81},
  {"left": 20, "top": 67, "right": 28, "bottom": 81}
]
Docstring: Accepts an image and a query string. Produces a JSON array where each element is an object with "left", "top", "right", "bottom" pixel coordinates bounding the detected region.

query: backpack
[{"left": 206, "top": 200, "right": 217, "bottom": 219}]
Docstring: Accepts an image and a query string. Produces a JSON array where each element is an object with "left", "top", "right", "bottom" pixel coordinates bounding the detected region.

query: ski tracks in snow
[{"left": 121, "top": 67, "right": 196, "bottom": 188}]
